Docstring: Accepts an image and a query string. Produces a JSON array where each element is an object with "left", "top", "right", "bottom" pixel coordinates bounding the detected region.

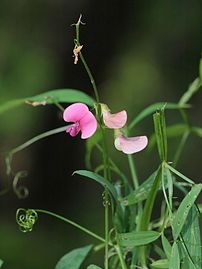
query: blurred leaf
[
  {"left": 73, "top": 170, "right": 117, "bottom": 200},
  {"left": 149, "top": 124, "right": 188, "bottom": 150},
  {"left": 151, "top": 259, "right": 168, "bottom": 268},
  {"left": 117, "top": 230, "right": 160, "bottom": 248},
  {"left": 55, "top": 245, "right": 92, "bottom": 269},
  {"left": 180, "top": 206, "right": 202, "bottom": 269},
  {"left": 192, "top": 127, "right": 202, "bottom": 138},
  {"left": 172, "top": 184, "right": 202, "bottom": 240},
  {"left": 140, "top": 166, "right": 162, "bottom": 230},
  {"left": 0, "top": 260, "right": 3, "bottom": 268},
  {"left": 87, "top": 265, "right": 102, "bottom": 269},
  {"left": 200, "top": 58, "right": 202, "bottom": 82},
  {"left": 0, "top": 89, "right": 95, "bottom": 115},
  {"left": 161, "top": 234, "right": 172, "bottom": 260},
  {"left": 121, "top": 170, "right": 157, "bottom": 206},
  {"left": 169, "top": 242, "right": 180, "bottom": 269},
  {"left": 179, "top": 78, "right": 201, "bottom": 105},
  {"left": 129, "top": 102, "right": 189, "bottom": 129}
]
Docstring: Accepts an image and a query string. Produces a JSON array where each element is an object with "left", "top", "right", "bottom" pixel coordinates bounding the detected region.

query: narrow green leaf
[
  {"left": 166, "top": 164, "right": 195, "bottom": 185},
  {"left": 172, "top": 184, "right": 202, "bottom": 240},
  {"left": 192, "top": 127, "right": 202, "bottom": 138},
  {"left": 121, "top": 170, "right": 157, "bottom": 206},
  {"left": 166, "top": 168, "right": 173, "bottom": 211},
  {"left": 179, "top": 78, "right": 201, "bottom": 105},
  {"left": 151, "top": 259, "right": 168, "bottom": 268},
  {"left": 73, "top": 170, "right": 117, "bottom": 200},
  {"left": 140, "top": 166, "right": 162, "bottom": 230},
  {"left": 180, "top": 206, "right": 202, "bottom": 269},
  {"left": 87, "top": 265, "right": 102, "bottom": 269},
  {"left": 129, "top": 102, "right": 189, "bottom": 130},
  {"left": 199, "top": 58, "right": 202, "bottom": 81},
  {"left": 161, "top": 234, "right": 172, "bottom": 260},
  {"left": 0, "top": 89, "right": 95, "bottom": 115},
  {"left": 118, "top": 231, "right": 160, "bottom": 248},
  {"left": 0, "top": 259, "right": 3, "bottom": 268},
  {"left": 153, "top": 110, "right": 167, "bottom": 161},
  {"left": 55, "top": 245, "right": 92, "bottom": 269},
  {"left": 169, "top": 242, "right": 180, "bottom": 269}
]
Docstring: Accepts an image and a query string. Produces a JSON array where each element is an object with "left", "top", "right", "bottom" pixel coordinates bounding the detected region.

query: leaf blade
[
  {"left": 55, "top": 245, "right": 92, "bottom": 269},
  {"left": 172, "top": 184, "right": 202, "bottom": 240},
  {"left": 73, "top": 170, "right": 117, "bottom": 200},
  {"left": 129, "top": 102, "right": 189, "bottom": 129},
  {"left": 117, "top": 230, "right": 160, "bottom": 248}
]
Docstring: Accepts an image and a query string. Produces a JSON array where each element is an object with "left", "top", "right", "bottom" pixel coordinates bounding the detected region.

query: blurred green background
[{"left": 0, "top": 1, "right": 202, "bottom": 268}]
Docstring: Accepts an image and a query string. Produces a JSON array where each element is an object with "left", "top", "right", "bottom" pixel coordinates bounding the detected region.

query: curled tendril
[
  {"left": 13, "top": 171, "right": 29, "bottom": 199},
  {"left": 16, "top": 208, "right": 38, "bottom": 232}
]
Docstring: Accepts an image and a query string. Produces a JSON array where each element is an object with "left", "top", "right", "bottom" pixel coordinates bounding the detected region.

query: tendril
[
  {"left": 16, "top": 208, "right": 38, "bottom": 232},
  {"left": 13, "top": 171, "right": 29, "bottom": 199}
]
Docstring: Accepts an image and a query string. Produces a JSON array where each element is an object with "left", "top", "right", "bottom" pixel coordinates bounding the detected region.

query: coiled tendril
[{"left": 16, "top": 208, "right": 38, "bottom": 232}]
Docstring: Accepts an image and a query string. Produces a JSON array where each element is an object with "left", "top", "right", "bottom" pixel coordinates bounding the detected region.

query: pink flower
[
  {"left": 114, "top": 134, "right": 148, "bottom": 154},
  {"left": 63, "top": 103, "right": 97, "bottom": 139},
  {"left": 101, "top": 104, "right": 127, "bottom": 129}
]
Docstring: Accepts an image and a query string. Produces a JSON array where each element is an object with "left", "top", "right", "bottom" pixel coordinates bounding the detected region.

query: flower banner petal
[
  {"left": 63, "top": 103, "right": 89, "bottom": 122},
  {"left": 114, "top": 135, "right": 148, "bottom": 154},
  {"left": 103, "top": 110, "right": 127, "bottom": 129}
]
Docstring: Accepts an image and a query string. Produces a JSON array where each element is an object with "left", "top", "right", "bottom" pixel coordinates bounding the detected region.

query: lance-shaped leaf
[
  {"left": 55, "top": 245, "right": 92, "bottom": 269},
  {"left": 180, "top": 206, "right": 202, "bottom": 269},
  {"left": 87, "top": 265, "right": 102, "bottom": 269},
  {"left": 117, "top": 230, "right": 160, "bottom": 248},
  {"left": 172, "top": 184, "right": 202, "bottom": 240},
  {"left": 169, "top": 242, "right": 180, "bottom": 269},
  {"left": 121, "top": 170, "right": 157, "bottom": 206},
  {"left": 179, "top": 78, "right": 201, "bottom": 105},
  {"left": 129, "top": 102, "right": 189, "bottom": 130},
  {"left": 0, "top": 89, "right": 95, "bottom": 115},
  {"left": 151, "top": 259, "right": 168, "bottom": 268},
  {"left": 73, "top": 170, "right": 118, "bottom": 200}
]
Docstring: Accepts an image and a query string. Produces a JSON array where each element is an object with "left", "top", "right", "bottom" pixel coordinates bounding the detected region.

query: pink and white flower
[
  {"left": 101, "top": 104, "right": 127, "bottom": 129},
  {"left": 63, "top": 103, "right": 97, "bottom": 139},
  {"left": 114, "top": 134, "right": 148, "bottom": 154}
]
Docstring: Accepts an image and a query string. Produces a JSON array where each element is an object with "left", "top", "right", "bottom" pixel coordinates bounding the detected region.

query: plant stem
[
  {"left": 115, "top": 244, "right": 128, "bottom": 269},
  {"left": 75, "top": 16, "right": 100, "bottom": 103},
  {"left": 127, "top": 155, "right": 138, "bottom": 189},
  {"left": 35, "top": 209, "right": 108, "bottom": 244},
  {"left": 74, "top": 16, "right": 110, "bottom": 269}
]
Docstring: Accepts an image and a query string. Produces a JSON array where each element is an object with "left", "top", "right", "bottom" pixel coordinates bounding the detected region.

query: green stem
[
  {"left": 74, "top": 16, "right": 110, "bottom": 269},
  {"left": 139, "top": 165, "right": 162, "bottom": 267},
  {"left": 127, "top": 155, "right": 138, "bottom": 189},
  {"left": 75, "top": 16, "right": 100, "bottom": 103},
  {"left": 35, "top": 209, "right": 108, "bottom": 244},
  {"left": 115, "top": 244, "right": 128, "bottom": 269},
  {"left": 100, "top": 127, "right": 110, "bottom": 269}
]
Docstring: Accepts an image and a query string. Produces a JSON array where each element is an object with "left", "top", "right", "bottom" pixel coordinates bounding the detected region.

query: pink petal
[
  {"left": 63, "top": 103, "right": 89, "bottom": 123},
  {"left": 114, "top": 135, "right": 148, "bottom": 154},
  {"left": 103, "top": 110, "right": 127, "bottom": 129},
  {"left": 79, "top": 111, "right": 97, "bottom": 139},
  {"left": 66, "top": 123, "right": 80, "bottom": 137}
]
